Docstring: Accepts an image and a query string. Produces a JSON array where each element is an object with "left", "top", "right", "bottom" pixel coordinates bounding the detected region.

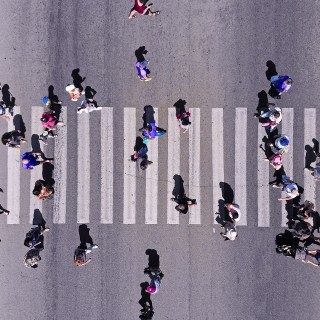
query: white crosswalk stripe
[
  {"left": 304, "top": 108, "right": 316, "bottom": 204},
  {"left": 145, "top": 108, "right": 158, "bottom": 224},
  {"left": 7, "top": 106, "right": 21, "bottom": 224},
  {"left": 53, "top": 106, "right": 68, "bottom": 224},
  {"left": 167, "top": 108, "right": 180, "bottom": 224},
  {"left": 123, "top": 108, "right": 136, "bottom": 224},
  {"left": 235, "top": 108, "right": 247, "bottom": 225},
  {"left": 29, "top": 106, "right": 44, "bottom": 224},
  {"left": 101, "top": 107, "right": 114, "bottom": 224},
  {"left": 3, "top": 106, "right": 317, "bottom": 227},
  {"left": 281, "top": 108, "right": 294, "bottom": 227}
]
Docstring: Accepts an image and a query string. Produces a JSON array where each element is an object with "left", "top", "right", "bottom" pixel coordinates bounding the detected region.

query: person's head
[
  {"left": 177, "top": 203, "right": 186, "bottom": 211},
  {"left": 65, "top": 84, "right": 75, "bottom": 92},
  {"left": 233, "top": 212, "right": 239, "bottom": 220},
  {"left": 74, "top": 258, "right": 84, "bottom": 266},
  {"left": 22, "top": 159, "right": 30, "bottom": 165},
  {"left": 24, "top": 239, "right": 32, "bottom": 247},
  {"left": 285, "top": 78, "right": 293, "bottom": 85},
  {"left": 274, "top": 111, "right": 280, "bottom": 119},
  {"left": 304, "top": 201, "right": 315, "bottom": 211},
  {"left": 145, "top": 286, "right": 156, "bottom": 294},
  {"left": 146, "top": 125, "right": 152, "bottom": 132},
  {"left": 273, "top": 154, "right": 282, "bottom": 165},
  {"left": 140, "top": 161, "right": 149, "bottom": 170},
  {"left": 40, "top": 117, "right": 48, "bottom": 123}
]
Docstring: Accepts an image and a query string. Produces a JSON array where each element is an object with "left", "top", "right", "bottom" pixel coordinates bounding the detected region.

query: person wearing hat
[
  {"left": 270, "top": 134, "right": 290, "bottom": 155},
  {"left": 274, "top": 176, "right": 299, "bottom": 201},
  {"left": 21, "top": 152, "right": 52, "bottom": 170}
]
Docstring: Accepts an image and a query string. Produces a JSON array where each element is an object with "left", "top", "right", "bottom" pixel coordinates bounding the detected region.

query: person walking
[
  {"left": 264, "top": 153, "right": 283, "bottom": 170},
  {"left": 74, "top": 244, "right": 99, "bottom": 267},
  {"left": 24, "top": 225, "right": 50, "bottom": 249},
  {"left": 128, "top": 0, "right": 160, "bottom": 19},
  {"left": 145, "top": 268, "right": 164, "bottom": 295},
  {"left": 140, "top": 122, "right": 166, "bottom": 141},
  {"left": 255, "top": 106, "right": 282, "bottom": 133},
  {"left": 136, "top": 60, "right": 152, "bottom": 81},
  {"left": 0, "top": 101, "right": 10, "bottom": 122},
  {"left": 272, "top": 175, "right": 299, "bottom": 201},
  {"left": 268, "top": 74, "right": 292, "bottom": 99},
  {"left": 32, "top": 180, "right": 54, "bottom": 201},
  {"left": 220, "top": 221, "right": 237, "bottom": 241},
  {"left": 24, "top": 248, "right": 42, "bottom": 268},
  {"left": 1, "top": 130, "right": 26, "bottom": 148},
  {"left": 177, "top": 111, "right": 191, "bottom": 133},
  {"left": 65, "top": 84, "right": 84, "bottom": 101},
  {"left": 269, "top": 134, "right": 290, "bottom": 155},
  {"left": 39, "top": 112, "right": 63, "bottom": 144},
  {"left": 171, "top": 194, "right": 197, "bottom": 214},
  {"left": 21, "top": 152, "right": 52, "bottom": 170},
  {"left": 225, "top": 203, "right": 241, "bottom": 223}
]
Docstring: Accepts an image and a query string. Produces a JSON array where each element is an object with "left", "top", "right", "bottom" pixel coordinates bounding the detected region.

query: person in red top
[
  {"left": 128, "top": 0, "right": 160, "bottom": 19},
  {"left": 39, "top": 112, "right": 64, "bottom": 144}
]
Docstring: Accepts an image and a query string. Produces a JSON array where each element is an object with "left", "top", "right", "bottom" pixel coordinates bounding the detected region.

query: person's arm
[
  {"left": 278, "top": 196, "right": 294, "bottom": 201},
  {"left": 142, "top": 3, "right": 152, "bottom": 14}
]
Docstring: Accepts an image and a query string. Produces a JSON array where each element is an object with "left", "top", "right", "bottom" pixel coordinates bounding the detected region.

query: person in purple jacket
[
  {"left": 269, "top": 74, "right": 292, "bottom": 99},
  {"left": 141, "top": 122, "right": 166, "bottom": 141}
]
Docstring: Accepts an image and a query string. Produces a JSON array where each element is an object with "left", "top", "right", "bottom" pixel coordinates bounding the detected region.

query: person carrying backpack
[
  {"left": 177, "top": 111, "right": 191, "bottom": 133},
  {"left": 269, "top": 134, "right": 290, "bottom": 155},
  {"left": 1, "top": 130, "right": 26, "bottom": 148},
  {"left": 268, "top": 74, "right": 292, "bottom": 99},
  {"left": 24, "top": 225, "right": 50, "bottom": 249}
]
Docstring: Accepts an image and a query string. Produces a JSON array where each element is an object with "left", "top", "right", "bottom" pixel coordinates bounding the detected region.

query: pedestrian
[
  {"left": 32, "top": 180, "right": 54, "bottom": 201},
  {"left": 65, "top": 84, "right": 84, "bottom": 102},
  {"left": 171, "top": 194, "right": 197, "bottom": 214},
  {"left": 21, "top": 152, "right": 52, "bottom": 170},
  {"left": 272, "top": 175, "right": 299, "bottom": 201},
  {"left": 220, "top": 221, "right": 237, "bottom": 241},
  {"left": 255, "top": 106, "right": 282, "bottom": 133},
  {"left": 305, "top": 161, "right": 320, "bottom": 181},
  {"left": 24, "top": 248, "right": 42, "bottom": 268},
  {"left": 293, "top": 200, "right": 315, "bottom": 226},
  {"left": 303, "top": 250, "right": 320, "bottom": 267},
  {"left": 264, "top": 153, "right": 283, "bottom": 170},
  {"left": 140, "top": 122, "right": 166, "bottom": 141},
  {"left": 225, "top": 203, "right": 241, "bottom": 223},
  {"left": 77, "top": 99, "right": 102, "bottom": 114},
  {"left": 24, "top": 225, "right": 50, "bottom": 249},
  {"left": 145, "top": 268, "right": 164, "bottom": 295},
  {"left": 269, "top": 134, "right": 290, "bottom": 155},
  {"left": 128, "top": 0, "right": 160, "bottom": 19},
  {"left": 268, "top": 74, "right": 292, "bottom": 99},
  {"left": 0, "top": 101, "right": 10, "bottom": 122},
  {"left": 1, "top": 130, "right": 26, "bottom": 148},
  {"left": 74, "top": 244, "right": 98, "bottom": 267},
  {"left": 177, "top": 111, "right": 191, "bottom": 133},
  {"left": 42, "top": 95, "right": 62, "bottom": 115},
  {"left": 39, "top": 112, "right": 63, "bottom": 144},
  {"left": 136, "top": 60, "right": 152, "bottom": 82}
]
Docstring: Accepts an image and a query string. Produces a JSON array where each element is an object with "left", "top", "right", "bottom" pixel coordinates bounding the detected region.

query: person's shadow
[
  {"left": 256, "top": 90, "right": 270, "bottom": 115},
  {"left": 32, "top": 209, "right": 46, "bottom": 228},
  {"left": 48, "top": 85, "right": 62, "bottom": 120},
  {"left": 13, "top": 114, "right": 26, "bottom": 138},
  {"left": 1, "top": 83, "right": 16, "bottom": 115},
  {"left": 172, "top": 175, "right": 185, "bottom": 199},
  {"left": 141, "top": 105, "right": 155, "bottom": 129},
  {"left": 145, "top": 249, "right": 159, "bottom": 269},
  {"left": 42, "top": 162, "right": 55, "bottom": 186},
  {"left": 266, "top": 60, "right": 278, "bottom": 80},
  {"left": 135, "top": 46, "right": 148, "bottom": 62},
  {"left": 305, "top": 145, "right": 317, "bottom": 169},
  {"left": 138, "top": 282, "right": 154, "bottom": 319},
  {"left": 78, "top": 224, "right": 94, "bottom": 248},
  {"left": 259, "top": 136, "right": 273, "bottom": 158},
  {"left": 71, "top": 68, "right": 86, "bottom": 92},
  {"left": 215, "top": 182, "right": 235, "bottom": 224},
  {"left": 31, "top": 134, "right": 44, "bottom": 155},
  {"left": 84, "top": 86, "right": 97, "bottom": 100},
  {"left": 173, "top": 99, "right": 187, "bottom": 117}
]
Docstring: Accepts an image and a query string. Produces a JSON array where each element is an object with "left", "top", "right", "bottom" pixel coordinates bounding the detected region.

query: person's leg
[{"left": 128, "top": 8, "right": 137, "bottom": 19}]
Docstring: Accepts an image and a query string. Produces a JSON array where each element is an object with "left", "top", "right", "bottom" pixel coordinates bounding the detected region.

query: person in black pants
[{"left": 171, "top": 194, "right": 197, "bottom": 214}]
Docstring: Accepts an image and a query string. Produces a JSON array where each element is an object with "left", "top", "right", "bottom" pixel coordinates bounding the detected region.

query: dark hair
[
  {"left": 233, "top": 212, "right": 239, "bottom": 220},
  {"left": 1, "top": 132, "right": 12, "bottom": 145},
  {"left": 286, "top": 78, "right": 293, "bottom": 85},
  {"left": 33, "top": 189, "right": 41, "bottom": 196},
  {"left": 40, "top": 117, "right": 48, "bottom": 122},
  {"left": 274, "top": 111, "right": 280, "bottom": 118},
  {"left": 146, "top": 125, "right": 152, "bottom": 132}
]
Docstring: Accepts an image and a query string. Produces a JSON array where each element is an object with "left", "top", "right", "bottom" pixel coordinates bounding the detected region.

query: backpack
[
  {"left": 24, "top": 227, "right": 41, "bottom": 248},
  {"left": 24, "top": 249, "right": 41, "bottom": 268}
]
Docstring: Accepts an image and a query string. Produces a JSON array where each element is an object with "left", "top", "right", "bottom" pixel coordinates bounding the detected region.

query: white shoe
[{"left": 92, "top": 244, "right": 98, "bottom": 249}]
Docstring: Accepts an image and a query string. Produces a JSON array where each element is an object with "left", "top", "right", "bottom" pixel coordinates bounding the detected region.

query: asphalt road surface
[{"left": 0, "top": 1, "right": 320, "bottom": 320}]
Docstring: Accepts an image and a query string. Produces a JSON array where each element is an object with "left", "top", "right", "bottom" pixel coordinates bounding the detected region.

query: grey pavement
[{"left": 0, "top": 1, "right": 320, "bottom": 320}]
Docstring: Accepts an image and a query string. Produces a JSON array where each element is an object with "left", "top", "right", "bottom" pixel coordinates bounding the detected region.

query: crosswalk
[{"left": 2, "top": 106, "right": 319, "bottom": 227}]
